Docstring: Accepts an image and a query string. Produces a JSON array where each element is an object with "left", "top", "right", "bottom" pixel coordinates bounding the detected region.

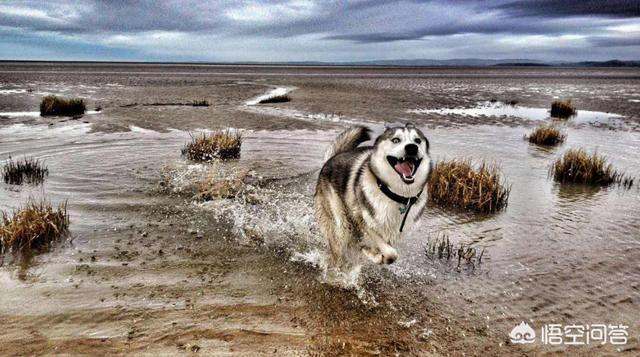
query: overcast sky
[{"left": 1, "top": 0, "right": 639, "bottom": 62}]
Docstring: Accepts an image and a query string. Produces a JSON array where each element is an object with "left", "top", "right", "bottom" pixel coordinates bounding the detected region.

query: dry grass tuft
[
  {"left": 40, "top": 95, "right": 86, "bottom": 116},
  {"left": 424, "top": 232, "right": 485, "bottom": 270},
  {"left": 182, "top": 130, "right": 242, "bottom": 161},
  {"left": 1, "top": 200, "right": 69, "bottom": 254},
  {"left": 527, "top": 125, "right": 566, "bottom": 146},
  {"left": 197, "top": 170, "right": 258, "bottom": 203},
  {"left": 550, "top": 99, "right": 576, "bottom": 118},
  {"left": 428, "top": 159, "right": 510, "bottom": 213},
  {"left": 259, "top": 94, "right": 290, "bottom": 104},
  {"left": 198, "top": 174, "right": 245, "bottom": 200},
  {"left": 2, "top": 157, "right": 48, "bottom": 185},
  {"left": 191, "top": 99, "right": 210, "bottom": 107},
  {"left": 551, "top": 148, "right": 633, "bottom": 187}
]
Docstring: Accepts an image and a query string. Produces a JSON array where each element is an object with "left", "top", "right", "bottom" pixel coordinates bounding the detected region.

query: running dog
[{"left": 314, "top": 123, "right": 431, "bottom": 272}]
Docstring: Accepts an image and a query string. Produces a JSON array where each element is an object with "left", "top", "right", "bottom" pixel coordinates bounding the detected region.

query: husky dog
[{"left": 314, "top": 123, "right": 431, "bottom": 272}]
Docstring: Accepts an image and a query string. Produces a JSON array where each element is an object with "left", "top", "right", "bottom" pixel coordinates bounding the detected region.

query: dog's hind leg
[{"left": 314, "top": 185, "right": 353, "bottom": 276}]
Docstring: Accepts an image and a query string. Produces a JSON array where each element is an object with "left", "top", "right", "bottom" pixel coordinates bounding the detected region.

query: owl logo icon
[{"left": 510, "top": 322, "right": 536, "bottom": 344}]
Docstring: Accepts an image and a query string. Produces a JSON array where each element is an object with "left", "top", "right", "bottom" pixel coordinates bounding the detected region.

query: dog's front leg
[{"left": 360, "top": 231, "right": 398, "bottom": 265}]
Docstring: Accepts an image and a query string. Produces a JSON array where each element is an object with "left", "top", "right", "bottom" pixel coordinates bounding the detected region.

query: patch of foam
[
  {"left": 0, "top": 89, "right": 27, "bottom": 95},
  {"left": 0, "top": 111, "right": 41, "bottom": 117},
  {"left": 129, "top": 125, "right": 157, "bottom": 134},
  {"left": 160, "top": 162, "right": 211, "bottom": 194},
  {"left": 0, "top": 110, "right": 101, "bottom": 118},
  {"left": 0, "top": 122, "right": 92, "bottom": 139},
  {"left": 291, "top": 248, "right": 327, "bottom": 270},
  {"left": 246, "top": 87, "right": 293, "bottom": 105},
  {"left": 198, "top": 185, "right": 318, "bottom": 247}
]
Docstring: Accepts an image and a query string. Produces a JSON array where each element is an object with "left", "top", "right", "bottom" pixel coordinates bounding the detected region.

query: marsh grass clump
[
  {"left": 259, "top": 94, "right": 290, "bottom": 104},
  {"left": 0, "top": 200, "right": 69, "bottom": 254},
  {"left": 2, "top": 157, "right": 48, "bottom": 185},
  {"left": 197, "top": 170, "right": 258, "bottom": 203},
  {"left": 527, "top": 125, "right": 566, "bottom": 146},
  {"left": 191, "top": 100, "right": 210, "bottom": 107},
  {"left": 40, "top": 95, "right": 86, "bottom": 116},
  {"left": 424, "top": 232, "right": 485, "bottom": 270},
  {"left": 550, "top": 99, "right": 576, "bottom": 118},
  {"left": 182, "top": 130, "right": 242, "bottom": 161},
  {"left": 551, "top": 148, "right": 633, "bottom": 187},
  {"left": 198, "top": 176, "right": 246, "bottom": 201},
  {"left": 428, "top": 159, "right": 510, "bottom": 213}
]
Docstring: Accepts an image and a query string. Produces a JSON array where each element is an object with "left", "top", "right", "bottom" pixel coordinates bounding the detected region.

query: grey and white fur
[{"left": 314, "top": 123, "right": 431, "bottom": 273}]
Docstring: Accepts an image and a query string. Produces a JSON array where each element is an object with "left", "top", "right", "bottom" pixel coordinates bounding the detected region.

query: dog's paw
[
  {"left": 361, "top": 246, "right": 384, "bottom": 264},
  {"left": 361, "top": 245, "right": 398, "bottom": 265},
  {"left": 380, "top": 245, "right": 398, "bottom": 264}
]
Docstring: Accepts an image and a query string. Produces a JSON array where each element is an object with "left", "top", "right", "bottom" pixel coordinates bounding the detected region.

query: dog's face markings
[{"left": 373, "top": 123, "right": 431, "bottom": 187}]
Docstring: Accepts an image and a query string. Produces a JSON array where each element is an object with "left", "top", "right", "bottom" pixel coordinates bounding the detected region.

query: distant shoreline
[{"left": 1, "top": 59, "right": 638, "bottom": 68}]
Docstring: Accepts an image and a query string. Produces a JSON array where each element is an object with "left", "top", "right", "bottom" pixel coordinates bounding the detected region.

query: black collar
[{"left": 376, "top": 179, "right": 422, "bottom": 205}]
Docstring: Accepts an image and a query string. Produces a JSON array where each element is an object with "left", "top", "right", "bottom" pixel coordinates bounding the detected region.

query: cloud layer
[{"left": 0, "top": 0, "right": 638, "bottom": 61}]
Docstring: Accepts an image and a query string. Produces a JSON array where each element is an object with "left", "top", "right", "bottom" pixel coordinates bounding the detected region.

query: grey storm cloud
[
  {"left": 497, "top": 0, "right": 640, "bottom": 18},
  {"left": 0, "top": 0, "right": 638, "bottom": 61},
  {"left": 0, "top": 0, "right": 224, "bottom": 33},
  {"left": 589, "top": 35, "right": 640, "bottom": 47},
  {"left": 1, "top": 0, "right": 638, "bottom": 38}
]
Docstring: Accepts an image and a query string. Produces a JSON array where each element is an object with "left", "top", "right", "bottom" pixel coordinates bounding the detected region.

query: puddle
[{"left": 409, "top": 101, "right": 624, "bottom": 124}]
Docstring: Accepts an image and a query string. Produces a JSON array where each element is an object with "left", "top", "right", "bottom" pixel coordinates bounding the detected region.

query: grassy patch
[
  {"left": 526, "top": 125, "right": 566, "bottom": 146},
  {"left": 1, "top": 200, "right": 69, "bottom": 254},
  {"left": 428, "top": 159, "right": 510, "bottom": 213},
  {"left": 551, "top": 148, "right": 633, "bottom": 187},
  {"left": 140, "top": 100, "right": 210, "bottom": 107},
  {"left": 424, "top": 232, "right": 485, "bottom": 270},
  {"left": 2, "top": 157, "right": 48, "bottom": 185},
  {"left": 550, "top": 99, "right": 576, "bottom": 118},
  {"left": 191, "top": 100, "right": 210, "bottom": 107},
  {"left": 259, "top": 94, "right": 290, "bottom": 104},
  {"left": 197, "top": 170, "right": 258, "bottom": 203},
  {"left": 40, "top": 95, "right": 86, "bottom": 116},
  {"left": 182, "top": 130, "right": 242, "bottom": 161}
]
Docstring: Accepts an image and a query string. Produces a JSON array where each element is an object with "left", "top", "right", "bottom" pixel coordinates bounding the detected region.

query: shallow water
[
  {"left": 1, "top": 64, "right": 640, "bottom": 354},
  {"left": 409, "top": 101, "right": 624, "bottom": 124}
]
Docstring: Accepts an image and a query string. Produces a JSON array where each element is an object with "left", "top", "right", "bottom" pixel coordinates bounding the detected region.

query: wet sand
[{"left": 1, "top": 63, "right": 640, "bottom": 356}]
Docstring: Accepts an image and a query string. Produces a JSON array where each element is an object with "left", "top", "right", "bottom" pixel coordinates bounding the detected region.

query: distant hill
[
  {"left": 3, "top": 59, "right": 639, "bottom": 67},
  {"left": 572, "top": 60, "right": 640, "bottom": 67},
  {"left": 324, "top": 59, "right": 640, "bottom": 67}
]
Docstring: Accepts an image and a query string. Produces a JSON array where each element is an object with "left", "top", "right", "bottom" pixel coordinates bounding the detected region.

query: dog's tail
[{"left": 323, "top": 125, "right": 371, "bottom": 162}]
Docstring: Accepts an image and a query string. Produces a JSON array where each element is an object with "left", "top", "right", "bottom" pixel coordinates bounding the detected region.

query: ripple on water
[{"left": 1, "top": 120, "right": 639, "bottom": 343}]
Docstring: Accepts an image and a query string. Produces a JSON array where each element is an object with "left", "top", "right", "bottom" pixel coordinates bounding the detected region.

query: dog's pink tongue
[{"left": 394, "top": 161, "right": 413, "bottom": 176}]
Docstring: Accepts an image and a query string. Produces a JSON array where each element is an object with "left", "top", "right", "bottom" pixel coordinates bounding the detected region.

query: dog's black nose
[{"left": 405, "top": 143, "right": 418, "bottom": 156}]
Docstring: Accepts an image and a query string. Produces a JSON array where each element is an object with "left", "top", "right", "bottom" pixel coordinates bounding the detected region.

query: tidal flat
[{"left": 1, "top": 62, "right": 639, "bottom": 355}]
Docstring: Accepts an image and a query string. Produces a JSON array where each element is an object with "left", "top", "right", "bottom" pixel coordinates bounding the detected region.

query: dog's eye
[
  {"left": 391, "top": 138, "right": 400, "bottom": 144},
  {"left": 414, "top": 138, "right": 422, "bottom": 144}
]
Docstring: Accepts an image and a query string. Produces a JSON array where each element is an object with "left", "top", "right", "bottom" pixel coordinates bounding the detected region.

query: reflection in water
[{"left": 554, "top": 182, "right": 603, "bottom": 202}]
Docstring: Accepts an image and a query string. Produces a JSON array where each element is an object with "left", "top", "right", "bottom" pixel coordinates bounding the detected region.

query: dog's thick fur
[{"left": 314, "top": 124, "right": 431, "bottom": 273}]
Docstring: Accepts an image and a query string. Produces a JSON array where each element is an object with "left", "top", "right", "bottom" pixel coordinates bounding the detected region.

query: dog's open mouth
[{"left": 387, "top": 156, "right": 422, "bottom": 183}]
